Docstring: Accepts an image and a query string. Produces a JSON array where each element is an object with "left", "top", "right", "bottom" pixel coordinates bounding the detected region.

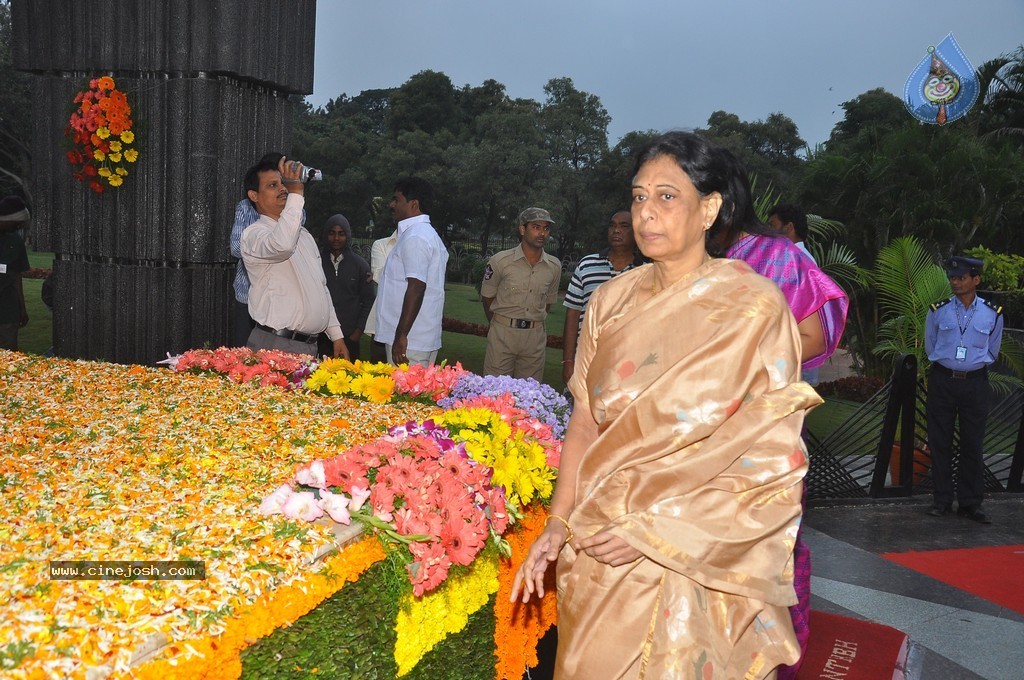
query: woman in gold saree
[{"left": 511, "top": 132, "right": 821, "bottom": 679}]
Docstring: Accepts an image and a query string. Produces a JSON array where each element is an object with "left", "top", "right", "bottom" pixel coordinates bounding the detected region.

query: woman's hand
[
  {"left": 509, "top": 524, "right": 568, "bottom": 603},
  {"left": 574, "top": 531, "right": 642, "bottom": 567}
]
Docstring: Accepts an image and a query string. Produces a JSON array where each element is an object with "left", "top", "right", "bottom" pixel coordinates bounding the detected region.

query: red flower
[{"left": 439, "top": 517, "right": 485, "bottom": 566}]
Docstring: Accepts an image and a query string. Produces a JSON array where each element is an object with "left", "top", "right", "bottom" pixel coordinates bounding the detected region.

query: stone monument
[{"left": 10, "top": 0, "right": 316, "bottom": 364}]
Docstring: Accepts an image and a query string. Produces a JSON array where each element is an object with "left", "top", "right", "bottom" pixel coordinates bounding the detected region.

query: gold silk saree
[{"left": 558, "top": 258, "right": 822, "bottom": 679}]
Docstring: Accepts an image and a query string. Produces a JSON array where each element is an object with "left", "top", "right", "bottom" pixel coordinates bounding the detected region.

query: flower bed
[{"left": 0, "top": 350, "right": 559, "bottom": 678}]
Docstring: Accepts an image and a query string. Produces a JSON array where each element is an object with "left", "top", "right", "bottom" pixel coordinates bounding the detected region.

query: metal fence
[{"left": 807, "top": 353, "right": 1024, "bottom": 501}]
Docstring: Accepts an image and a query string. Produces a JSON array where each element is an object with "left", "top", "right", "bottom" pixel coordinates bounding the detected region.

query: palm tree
[
  {"left": 974, "top": 46, "right": 1024, "bottom": 142},
  {"left": 872, "top": 236, "right": 950, "bottom": 370}
]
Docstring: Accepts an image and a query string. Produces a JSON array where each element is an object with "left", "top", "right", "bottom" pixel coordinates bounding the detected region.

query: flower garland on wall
[{"left": 65, "top": 76, "right": 139, "bottom": 194}]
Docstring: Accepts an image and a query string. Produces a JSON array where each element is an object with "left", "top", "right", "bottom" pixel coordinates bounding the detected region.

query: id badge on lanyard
[{"left": 956, "top": 345, "right": 968, "bottom": 361}]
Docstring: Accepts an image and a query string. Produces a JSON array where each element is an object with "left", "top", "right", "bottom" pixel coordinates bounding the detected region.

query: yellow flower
[
  {"left": 362, "top": 375, "right": 395, "bottom": 404},
  {"left": 124, "top": 149, "right": 139, "bottom": 162},
  {"left": 108, "top": 174, "right": 124, "bottom": 187},
  {"left": 116, "top": 168, "right": 128, "bottom": 176},
  {"left": 109, "top": 152, "right": 122, "bottom": 163},
  {"left": 109, "top": 141, "right": 122, "bottom": 152},
  {"left": 120, "top": 130, "right": 135, "bottom": 143},
  {"left": 325, "top": 371, "right": 352, "bottom": 395},
  {"left": 304, "top": 369, "right": 330, "bottom": 391},
  {"left": 94, "top": 150, "right": 106, "bottom": 161},
  {"left": 96, "top": 127, "right": 110, "bottom": 139},
  {"left": 350, "top": 374, "right": 394, "bottom": 403},
  {"left": 317, "top": 357, "right": 348, "bottom": 373},
  {"left": 98, "top": 168, "right": 111, "bottom": 178}
]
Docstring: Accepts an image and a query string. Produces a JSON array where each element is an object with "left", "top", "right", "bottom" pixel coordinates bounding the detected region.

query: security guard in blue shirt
[{"left": 924, "top": 256, "right": 1004, "bottom": 523}]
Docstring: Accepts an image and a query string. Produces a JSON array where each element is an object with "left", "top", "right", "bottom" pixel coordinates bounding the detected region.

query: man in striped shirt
[{"left": 561, "top": 210, "right": 645, "bottom": 384}]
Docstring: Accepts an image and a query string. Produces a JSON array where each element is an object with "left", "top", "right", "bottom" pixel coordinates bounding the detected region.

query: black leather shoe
[
  {"left": 957, "top": 507, "right": 992, "bottom": 524},
  {"left": 926, "top": 505, "right": 951, "bottom": 517}
]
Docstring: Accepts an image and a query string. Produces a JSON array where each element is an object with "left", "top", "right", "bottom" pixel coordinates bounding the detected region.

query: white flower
[
  {"left": 258, "top": 484, "right": 293, "bottom": 516},
  {"left": 281, "top": 491, "right": 324, "bottom": 522},
  {"left": 348, "top": 485, "right": 371, "bottom": 512},
  {"left": 294, "top": 460, "right": 327, "bottom": 488},
  {"left": 318, "top": 489, "right": 351, "bottom": 524}
]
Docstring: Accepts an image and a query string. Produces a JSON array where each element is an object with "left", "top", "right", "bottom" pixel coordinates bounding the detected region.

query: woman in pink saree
[
  {"left": 511, "top": 132, "right": 822, "bottom": 678},
  {"left": 712, "top": 155, "right": 849, "bottom": 679}
]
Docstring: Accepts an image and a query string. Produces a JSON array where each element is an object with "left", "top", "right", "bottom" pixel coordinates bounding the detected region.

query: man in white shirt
[
  {"left": 364, "top": 229, "right": 398, "bottom": 363},
  {"left": 374, "top": 177, "right": 448, "bottom": 367},
  {"left": 240, "top": 156, "right": 347, "bottom": 358}
]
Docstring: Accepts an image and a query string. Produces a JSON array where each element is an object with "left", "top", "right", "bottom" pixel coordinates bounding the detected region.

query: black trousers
[{"left": 926, "top": 368, "right": 990, "bottom": 508}]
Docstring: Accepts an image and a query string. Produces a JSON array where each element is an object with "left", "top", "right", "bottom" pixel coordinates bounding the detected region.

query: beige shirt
[
  {"left": 481, "top": 245, "right": 561, "bottom": 321},
  {"left": 240, "top": 194, "right": 342, "bottom": 341}
]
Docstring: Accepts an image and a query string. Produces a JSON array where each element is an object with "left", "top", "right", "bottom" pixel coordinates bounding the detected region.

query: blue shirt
[{"left": 925, "top": 294, "right": 1003, "bottom": 372}]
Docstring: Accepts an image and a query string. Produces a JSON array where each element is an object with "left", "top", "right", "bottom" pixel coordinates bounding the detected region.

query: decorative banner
[{"left": 903, "top": 33, "right": 979, "bottom": 125}]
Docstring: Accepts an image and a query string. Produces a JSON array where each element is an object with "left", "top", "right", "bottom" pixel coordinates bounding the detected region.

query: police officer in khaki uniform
[{"left": 481, "top": 207, "right": 562, "bottom": 382}]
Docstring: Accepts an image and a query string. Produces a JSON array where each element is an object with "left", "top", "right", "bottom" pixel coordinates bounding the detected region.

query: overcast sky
[{"left": 310, "top": 0, "right": 1023, "bottom": 149}]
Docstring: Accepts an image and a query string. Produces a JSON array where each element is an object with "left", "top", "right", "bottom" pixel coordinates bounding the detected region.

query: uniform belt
[
  {"left": 932, "top": 363, "right": 987, "bottom": 380},
  {"left": 255, "top": 323, "right": 319, "bottom": 343},
  {"left": 491, "top": 313, "right": 538, "bottom": 329}
]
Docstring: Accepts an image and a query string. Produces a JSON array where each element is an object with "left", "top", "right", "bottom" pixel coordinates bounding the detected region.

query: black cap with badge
[{"left": 944, "top": 256, "right": 984, "bottom": 278}]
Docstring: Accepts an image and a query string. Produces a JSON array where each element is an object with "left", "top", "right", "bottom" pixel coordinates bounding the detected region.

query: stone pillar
[{"left": 10, "top": 0, "right": 316, "bottom": 364}]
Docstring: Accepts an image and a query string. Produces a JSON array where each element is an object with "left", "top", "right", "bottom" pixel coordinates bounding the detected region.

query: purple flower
[{"left": 438, "top": 374, "right": 570, "bottom": 439}]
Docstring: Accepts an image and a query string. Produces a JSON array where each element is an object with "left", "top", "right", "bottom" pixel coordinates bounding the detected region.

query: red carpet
[
  {"left": 796, "top": 611, "right": 908, "bottom": 680},
  {"left": 882, "top": 544, "right": 1024, "bottom": 615}
]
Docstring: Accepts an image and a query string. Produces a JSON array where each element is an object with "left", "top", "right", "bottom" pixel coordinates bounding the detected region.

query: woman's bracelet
[
  {"left": 561, "top": 359, "right": 573, "bottom": 364},
  {"left": 545, "top": 513, "right": 574, "bottom": 544}
]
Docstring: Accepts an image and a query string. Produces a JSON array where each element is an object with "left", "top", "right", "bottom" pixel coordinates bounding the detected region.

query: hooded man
[{"left": 318, "top": 214, "right": 374, "bottom": 360}]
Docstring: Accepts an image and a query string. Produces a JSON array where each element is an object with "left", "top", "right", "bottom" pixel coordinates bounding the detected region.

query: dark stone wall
[
  {"left": 11, "top": 0, "right": 317, "bottom": 364},
  {"left": 11, "top": 1, "right": 315, "bottom": 93}
]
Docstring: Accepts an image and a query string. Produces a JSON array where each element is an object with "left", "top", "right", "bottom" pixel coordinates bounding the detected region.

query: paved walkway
[{"left": 805, "top": 495, "right": 1024, "bottom": 679}]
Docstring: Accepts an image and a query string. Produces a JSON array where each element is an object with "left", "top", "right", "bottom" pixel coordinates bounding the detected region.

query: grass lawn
[
  {"left": 805, "top": 397, "right": 867, "bottom": 441},
  {"left": 438, "top": 283, "right": 569, "bottom": 392}
]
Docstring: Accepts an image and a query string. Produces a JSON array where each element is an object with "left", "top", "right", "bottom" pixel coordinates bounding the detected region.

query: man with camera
[{"left": 240, "top": 155, "right": 347, "bottom": 358}]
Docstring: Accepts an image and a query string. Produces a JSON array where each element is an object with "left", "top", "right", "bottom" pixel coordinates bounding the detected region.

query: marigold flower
[
  {"left": 108, "top": 141, "right": 122, "bottom": 152},
  {"left": 116, "top": 167, "right": 127, "bottom": 176},
  {"left": 107, "top": 174, "right": 123, "bottom": 187},
  {"left": 93, "top": 150, "right": 106, "bottom": 161},
  {"left": 124, "top": 148, "right": 139, "bottom": 163},
  {"left": 96, "top": 127, "right": 110, "bottom": 139},
  {"left": 98, "top": 168, "right": 111, "bottom": 178},
  {"left": 120, "top": 130, "right": 135, "bottom": 144},
  {"left": 109, "top": 152, "right": 122, "bottom": 163}
]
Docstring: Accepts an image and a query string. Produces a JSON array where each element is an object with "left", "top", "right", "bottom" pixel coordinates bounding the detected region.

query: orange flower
[
  {"left": 494, "top": 507, "right": 558, "bottom": 679},
  {"left": 97, "top": 75, "right": 115, "bottom": 90}
]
